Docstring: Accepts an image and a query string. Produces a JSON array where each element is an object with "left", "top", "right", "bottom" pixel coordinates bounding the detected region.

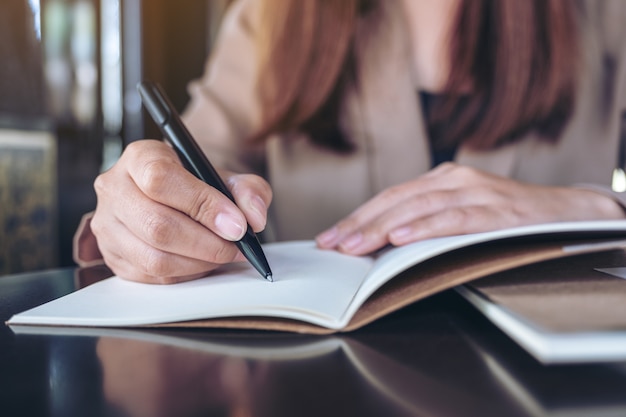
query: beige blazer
[
  {"left": 74, "top": 0, "right": 626, "bottom": 265},
  {"left": 181, "top": 0, "right": 626, "bottom": 242}
]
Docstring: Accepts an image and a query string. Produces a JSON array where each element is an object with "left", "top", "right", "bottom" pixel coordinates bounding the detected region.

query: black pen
[{"left": 137, "top": 81, "right": 273, "bottom": 282}]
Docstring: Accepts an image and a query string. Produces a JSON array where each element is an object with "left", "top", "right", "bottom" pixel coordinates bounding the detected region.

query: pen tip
[{"left": 265, "top": 273, "right": 273, "bottom": 282}]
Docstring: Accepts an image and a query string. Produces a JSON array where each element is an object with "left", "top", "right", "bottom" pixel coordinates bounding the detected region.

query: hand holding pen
[
  {"left": 138, "top": 81, "right": 272, "bottom": 281},
  {"left": 86, "top": 86, "right": 273, "bottom": 284}
]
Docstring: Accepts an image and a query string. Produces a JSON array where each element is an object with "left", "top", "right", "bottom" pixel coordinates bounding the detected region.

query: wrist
[{"left": 569, "top": 188, "right": 626, "bottom": 220}]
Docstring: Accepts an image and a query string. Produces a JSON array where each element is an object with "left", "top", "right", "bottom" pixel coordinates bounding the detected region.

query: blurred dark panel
[
  {"left": 123, "top": 0, "right": 230, "bottom": 143},
  {"left": 0, "top": 1, "right": 46, "bottom": 122}
]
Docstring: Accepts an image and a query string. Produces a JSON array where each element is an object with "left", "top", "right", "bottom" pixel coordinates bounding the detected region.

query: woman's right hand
[{"left": 90, "top": 140, "right": 272, "bottom": 284}]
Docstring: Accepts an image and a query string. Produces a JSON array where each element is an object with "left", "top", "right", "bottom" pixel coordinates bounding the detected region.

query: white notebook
[{"left": 8, "top": 220, "right": 626, "bottom": 335}]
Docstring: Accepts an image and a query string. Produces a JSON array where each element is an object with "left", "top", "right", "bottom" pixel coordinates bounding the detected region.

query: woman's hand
[
  {"left": 316, "top": 162, "right": 625, "bottom": 255},
  {"left": 90, "top": 140, "right": 272, "bottom": 284}
]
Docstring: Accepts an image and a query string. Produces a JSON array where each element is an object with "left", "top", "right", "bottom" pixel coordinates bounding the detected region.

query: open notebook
[{"left": 8, "top": 220, "right": 626, "bottom": 334}]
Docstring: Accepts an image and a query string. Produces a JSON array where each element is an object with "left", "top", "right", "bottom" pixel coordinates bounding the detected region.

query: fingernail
[
  {"left": 215, "top": 212, "right": 245, "bottom": 241},
  {"left": 340, "top": 232, "right": 363, "bottom": 251},
  {"left": 316, "top": 227, "right": 340, "bottom": 247}
]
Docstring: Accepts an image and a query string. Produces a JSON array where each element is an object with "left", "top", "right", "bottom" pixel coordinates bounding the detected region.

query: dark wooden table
[{"left": 2, "top": 267, "right": 626, "bottom": 417}]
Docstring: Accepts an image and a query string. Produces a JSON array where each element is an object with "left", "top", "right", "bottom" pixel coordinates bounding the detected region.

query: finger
[
  {"left": 124, "top": 141, "right": 248, "bottom": 242},
  {"left": 336, "top": 183, "right": 511, "bottom": 254},
  {"left": 390, "top": 205, "right": 518, "bottom": 245},
  {"left": 316, "top": 181, "right": 423, "bottom": 248},
  {"left": 382, "top": 184, "right": 510, "bottom": 239},
  {"left": 420, "top": 161, "right": 458, "bottom": 178},
  {"left": 316, "top": 165, "right": 468, "bottom": 249},
  {"left": 93, "top": 214, "right": 229, "bottom": 284},
  {"left": 94, "top": 162, "right": 242, "bottom": 266},
  {"left": 225, "top": 173, "right": 272, "bottom": 232},
  {"left": 336, "top": 189, "right": 466, "bottom": 254},
  {"left": 104, "top": 229, "right": 217, "bottom": 284}
]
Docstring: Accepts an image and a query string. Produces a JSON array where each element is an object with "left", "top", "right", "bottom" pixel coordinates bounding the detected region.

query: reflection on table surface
[{"left": 2, "top": 267, "right": 626, "bottom": 417}]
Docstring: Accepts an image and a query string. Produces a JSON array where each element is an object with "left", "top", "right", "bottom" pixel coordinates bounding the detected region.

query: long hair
[{"left": 253, "top": 0, "right": 580, "bottom": 152}]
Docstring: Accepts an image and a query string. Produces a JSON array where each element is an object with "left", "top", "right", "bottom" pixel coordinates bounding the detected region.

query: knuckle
[
  {"left": 409, "top": 192, "right": 436, "bottom": 211},
  {"left": 141, "top": 248, "right": 171, "bottom": 279},
  {"left": 125, "top": 140, "right": 166, "bottom": 161},
  {"left": 448, "top": 207, "right": 472, "bottom": 226},
  {"left": 188, "top": 191, "right": 219, "bottom": 223},
  {"left": 445, "top": 163, "right": 474, "bottom": 179},
  {"left": 141, "top": 211, "right": 177, "bottom": 247},
  {"left": 380, "top": 184, "right": 405, "bottom": 201},
  {"left": 101, "top": 250, "right": 126, "bottom": 277},
  {"left": 93, "top": 173, "right": 107, "bottom": 195},
  {"left": 438, "top": 161, "right": 457, "bottom": 171},
  {"left": 208, "top": 241, "right": 236, "bottom": 264},
  {"left": 464, "top": 185, "right": 505, "bottom": 206},
  {"left": 93, "top": 170, "right": 120, "bottom": 200},
  {"left": 124, "top": 140, "right": 144, "bottom": 155},
  {"left": 90, "top": 214, "right": 104, "bottom": 237},
  {"left": 140, "top": 159, "right": 171, "bottom": 197}
]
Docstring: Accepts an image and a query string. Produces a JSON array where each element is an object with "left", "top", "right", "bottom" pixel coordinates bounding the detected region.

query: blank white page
[{"left": 9, "top": 242, "right": 373, "bottom": 329}]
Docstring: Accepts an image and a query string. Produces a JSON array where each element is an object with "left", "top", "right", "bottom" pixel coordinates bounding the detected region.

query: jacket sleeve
[
  {"left": 73, "top": 211, "right": 103, "bottom": 267},
  {"left": 181, "top": 0, "right": 266, "bottom": 176}
]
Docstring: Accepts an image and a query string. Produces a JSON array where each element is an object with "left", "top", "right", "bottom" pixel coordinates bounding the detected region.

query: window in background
[
  {"left": 0, "top": 0, "right": 56, "bottom": 274},
  {"left": 101, "top": 0, "right": 123, "bottom": 170},
  {"left": 0, "top": 0, "right": 232, "bottom": 274}
]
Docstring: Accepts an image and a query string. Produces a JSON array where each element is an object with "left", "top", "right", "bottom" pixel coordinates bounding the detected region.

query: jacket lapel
[{"left": 349, "top": 1, "right": 432, "bottom": 193}]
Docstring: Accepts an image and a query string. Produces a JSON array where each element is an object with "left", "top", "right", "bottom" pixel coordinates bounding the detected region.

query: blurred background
[{"left": 0, "top": 0, "right": 233, "bottom": 274}]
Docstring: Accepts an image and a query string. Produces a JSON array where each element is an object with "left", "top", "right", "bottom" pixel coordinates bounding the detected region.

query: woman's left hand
[{"left": 316, "top": 162, "right": 625, "bottom": 255}]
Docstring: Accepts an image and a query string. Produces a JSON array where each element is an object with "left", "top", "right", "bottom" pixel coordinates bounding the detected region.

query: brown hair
[{"left": 253, "top": 0, "right": 580, "bottom": 152}]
